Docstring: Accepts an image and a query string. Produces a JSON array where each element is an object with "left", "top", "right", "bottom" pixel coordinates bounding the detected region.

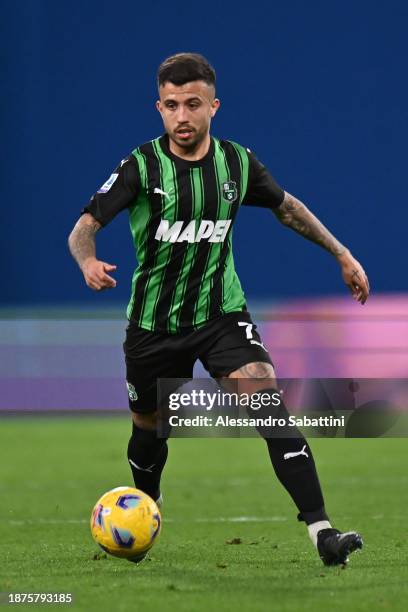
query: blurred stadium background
[{"left": 1, "top": 0, "right": 407, "bottom": 412}]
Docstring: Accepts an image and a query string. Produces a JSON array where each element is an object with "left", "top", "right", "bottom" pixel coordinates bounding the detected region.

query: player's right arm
[
  {"left": 68, "top": 213, "right": 117, "bottom": 291},
  {"left": 68, "top": 155, "right": 141, "bottom": 291}
]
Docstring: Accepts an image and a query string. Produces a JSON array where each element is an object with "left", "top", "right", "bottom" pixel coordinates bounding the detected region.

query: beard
[{"left": 169, "top": 126, "right": 207, "bottom": 151}]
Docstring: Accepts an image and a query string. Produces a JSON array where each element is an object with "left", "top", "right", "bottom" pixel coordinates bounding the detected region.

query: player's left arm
[{"left": 273, "top": 191, "right": 370, "bottom": 304}]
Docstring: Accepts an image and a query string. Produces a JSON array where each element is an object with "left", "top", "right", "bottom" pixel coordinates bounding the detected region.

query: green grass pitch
[{"left": 1, "top": 417, "right": 407, "bottom": 611}]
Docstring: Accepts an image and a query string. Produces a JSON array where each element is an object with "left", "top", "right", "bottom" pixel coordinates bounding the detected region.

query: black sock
[
  {"left": 252, "top": 390, "right": 329, "bottom": 524},
  {"left": 127, "top": 423, "right": 168, "bottom": 501}
]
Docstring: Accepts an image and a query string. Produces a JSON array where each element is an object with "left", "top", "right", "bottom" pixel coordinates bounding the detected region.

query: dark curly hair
[{"left": 157, "top": 53, "right": 216, "bottom": 89}]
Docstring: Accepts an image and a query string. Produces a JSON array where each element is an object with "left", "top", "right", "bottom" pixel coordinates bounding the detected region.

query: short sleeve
[
  {"left": 81, "top": 155, "right": 141, "bottom": 226},
  {"left": 242, "top": 150, "right": 285, "bottom": 209}
]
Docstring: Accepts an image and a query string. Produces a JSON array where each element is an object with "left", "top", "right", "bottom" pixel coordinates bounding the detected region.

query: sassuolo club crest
[{"left": 222, "top": 181, "right": 238, "bottom": 203}]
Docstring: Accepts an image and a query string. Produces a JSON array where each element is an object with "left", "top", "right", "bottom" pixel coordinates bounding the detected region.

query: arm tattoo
[
  {"left": 68, "top": 218, "right": 100, "bottom": 269},
  {"left": 273, "top": 192, "right": 346, "bottom": 257}
]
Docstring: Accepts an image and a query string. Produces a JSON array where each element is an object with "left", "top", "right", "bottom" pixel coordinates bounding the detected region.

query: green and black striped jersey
[{"left": 83, "top": 135, "right": 284, "bottom": 333}]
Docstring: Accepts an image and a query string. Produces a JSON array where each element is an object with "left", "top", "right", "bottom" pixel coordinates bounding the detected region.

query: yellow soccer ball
[{"left": 90, "top": 486, "right": 161, "bottom": 563}]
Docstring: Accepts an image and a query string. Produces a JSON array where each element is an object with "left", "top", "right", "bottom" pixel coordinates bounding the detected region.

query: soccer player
[{"left": 68, "top": 53, "right": 369, "bottom": 566}]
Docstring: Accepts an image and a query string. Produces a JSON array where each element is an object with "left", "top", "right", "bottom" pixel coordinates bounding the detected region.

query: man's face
[{"left": 156, "top": 80, "right": 220, "bottom": 150}]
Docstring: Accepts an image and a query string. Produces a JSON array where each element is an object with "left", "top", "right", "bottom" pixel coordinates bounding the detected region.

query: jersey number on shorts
[
  {"left": 238, "top": 322, "right": 266, "bottom": 350},
  {"left": 238, "top": 321, "right": 254, "bottom": 339}
]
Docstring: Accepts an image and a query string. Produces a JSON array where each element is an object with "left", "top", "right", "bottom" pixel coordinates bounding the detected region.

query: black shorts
[{"left": 124, "top": 310, "right": 273, "bottom": 413}]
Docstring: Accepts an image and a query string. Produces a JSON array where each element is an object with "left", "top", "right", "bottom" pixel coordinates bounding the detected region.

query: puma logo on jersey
[
  {"left": 155, "top": 219, "right": 231, "bottom": 243},
  {"left": 153, "top": 187, "right": 171, "bottom": 198}
]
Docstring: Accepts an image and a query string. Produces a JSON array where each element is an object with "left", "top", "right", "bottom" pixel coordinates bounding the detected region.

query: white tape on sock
[{"left": 308, "top": 520, "right": 332, "bottom": 548}]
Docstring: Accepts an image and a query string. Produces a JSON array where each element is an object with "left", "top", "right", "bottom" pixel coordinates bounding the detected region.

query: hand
[
  {"left": 81, "top": 257, "right": 117, "bottom": 291},
  {"left": 336, "top": 250, "right": 370, "bottom": 305}
]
